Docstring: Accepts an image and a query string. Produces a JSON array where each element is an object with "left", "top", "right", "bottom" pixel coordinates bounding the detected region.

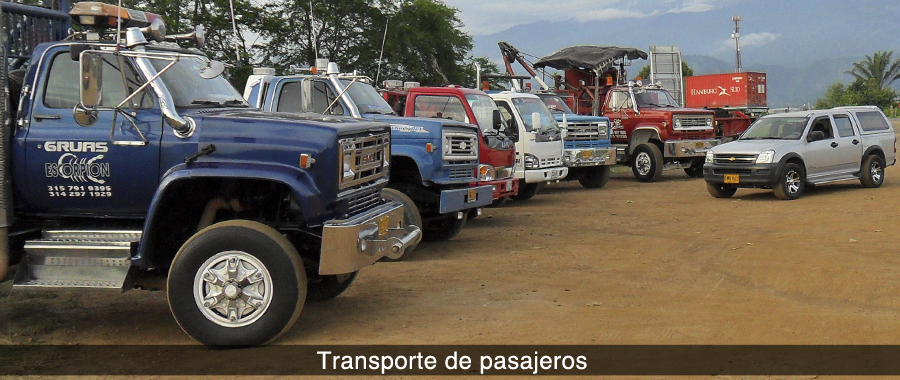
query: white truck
[
  {"left": 703, "top": 106, "right": 897, "bottom": 200},
  {"left": 489, "top": 92, "right": 568, "bottom": 200}
]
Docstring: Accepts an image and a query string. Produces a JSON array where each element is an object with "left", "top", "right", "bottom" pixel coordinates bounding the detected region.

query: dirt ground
[{"left": 2, "top": 125, "right": 900, "bottom": 378}]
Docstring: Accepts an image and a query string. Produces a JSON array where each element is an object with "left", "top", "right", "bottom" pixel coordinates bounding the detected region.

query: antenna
[
  {"left": 731, "top": 15, "right": 742, "bottom": 73},
  {"left": 115, "top": 0, "right": 123, "bottom": 47},
  {"left": 375, "top": 18, "right": 389, "bottom": 85},
  {"left": 309, "top": 0, "right": 318, "bottom": 60},
  {"left": 228, "top": 0, "right": 241, "bottom": 63}
]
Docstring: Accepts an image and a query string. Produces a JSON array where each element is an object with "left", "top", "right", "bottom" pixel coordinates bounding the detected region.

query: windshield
[
  {"left": 511, "top": 97, "right": 559, "bottom": 132},
  {"left": 537, "top": 93, "right": 574, "bottom": 114},
  {"left": 150, "top": 56, "right": 248, "bottom": 108},
  {"left": 465, "top": 93, "right": 505, "bottom": 132},
  {"left": 340, "top": 79, "right": 395, "bottom": 115},
  {"left": 633, "top": 89, "right": 679, "bottom": 108},
  {"left": 739, "top": 117, "right": 809, "bottom": 140}
]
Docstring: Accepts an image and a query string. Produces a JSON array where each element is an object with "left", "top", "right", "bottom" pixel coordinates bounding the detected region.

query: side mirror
[
  {"left": 492, "top": 109, "right": 502, "bottom": 131},
  {"left": 199, "top": 60, "right": 225, "bottom": 79},
  {"left": 73, "top": 104, "right": 98, "bottom": 127},
  {"left": 808, "top": 130, "right": 825, "bottom": 142},
  {"left": 531, "top": 112, "right": 542, "bottom": 131},
  {"left": 79, "top": 51, "right": 103, "bottom": 108}
]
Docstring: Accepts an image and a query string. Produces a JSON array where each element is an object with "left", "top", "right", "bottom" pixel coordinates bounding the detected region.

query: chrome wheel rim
[
  {"left": 194, "top": 251, "right": 273, "bottom": 328},
  {"left": 785, "top": 170, "right": 801, "bottom": 194},
  {"left": 871, "top": 161, "right": 883, "bottom": 183},
  {"left": 635, "top": 152, "right": 652, "bottom": 176}
]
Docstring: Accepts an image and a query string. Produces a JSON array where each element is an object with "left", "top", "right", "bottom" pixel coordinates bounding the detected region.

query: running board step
[{"left": 12, "top": 230, "right": 142, "bottom": 291}]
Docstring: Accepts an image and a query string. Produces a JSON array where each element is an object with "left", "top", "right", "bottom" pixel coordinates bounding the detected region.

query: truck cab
[
  {"left": 1, "top": 2, "right": 420, "bottom": 346},
  {"left": 601, "top": 81, "right": 719, "bottom": 181},
  {"left": 244, "top": 63, "right": 493, "bottom": 241},
  {"left": 391, "top": 85, "right": 518, "bottom": 207},
  {"left": 536, "top": 92, "right": 614, "bottom": 188},
  {"left": 489, "top": 92, "right": 568, "bottom": 200}
]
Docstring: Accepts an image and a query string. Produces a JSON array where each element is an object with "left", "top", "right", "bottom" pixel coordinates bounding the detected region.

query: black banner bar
[{"left": 2, "top": 345, "right": 900, "bottom": 375}]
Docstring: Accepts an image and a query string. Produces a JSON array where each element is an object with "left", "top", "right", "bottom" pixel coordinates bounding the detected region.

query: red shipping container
[{"left": 684, "top": 72, "right": 767, "bottom": 109}]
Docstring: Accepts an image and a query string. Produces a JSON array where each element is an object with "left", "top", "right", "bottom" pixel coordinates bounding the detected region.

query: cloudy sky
[{"left": 443, "top": 0, "right": 731, "bottom": 36}]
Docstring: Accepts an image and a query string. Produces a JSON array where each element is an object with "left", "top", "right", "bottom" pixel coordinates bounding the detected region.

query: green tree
[
  {"left": 846, "top": 51, "right": 900, "bottom": 89},
  {"left": 636, "top": 61, "right": 693, "bottom": 80},
  {"left": 254, "top": 0, "right": 472, "bottom": 87},
  {"left": 815, "top": 78, "right": 898, "bottom": 109}
]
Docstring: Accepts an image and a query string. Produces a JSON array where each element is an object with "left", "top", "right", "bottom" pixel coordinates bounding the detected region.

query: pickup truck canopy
[{"left": 533, "top": 46, "right": 648, "bottom": 72}]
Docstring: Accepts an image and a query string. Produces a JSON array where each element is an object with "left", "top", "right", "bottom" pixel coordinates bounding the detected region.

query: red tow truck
[
  {"left": 532, "top": 45, "right": 752, "bottom": 182},
  {"left": 383, "top": 83, "right": 519, "bottom": 208}
]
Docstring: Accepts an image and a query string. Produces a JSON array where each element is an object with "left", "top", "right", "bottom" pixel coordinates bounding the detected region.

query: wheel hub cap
[
  {"left": 786, "top": 171, "right": 800, "bottom": 194},
  {"left": 636, "top": 153, "right": 651, "bottom": 175},
  {"left": 194, "top": 251, "right": 273, "bottom": 328}
]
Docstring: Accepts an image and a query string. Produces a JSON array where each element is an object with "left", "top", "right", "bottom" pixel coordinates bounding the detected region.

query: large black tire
[
  {"left": 423, "top": 212, "right": 467, "bottom": 241},
  {"left": 490, "top": 196, "right": 508, "bottom": 208},
  {"left": 306, "top": 271, "right": 358, "bottom": 302},
  {"left": 860, "top": 154, "right": 885, "bottom": 188},
  {"left": 631, "top": 143, "right": 664, "bottom": 182},
  {"left": 706, "top": 182, "right": 737, "bottom": 198},
  {"left": 167, "top": 220, "right": 305, "bottom": 346},
  {"left": 380, "top": 188, "right": 421, "bottom": 259},
  {"left": 510, "top": 180, "right": 541, "bottom": 201},
  {"left": 578, "top": 166, "right": 611, "bottom": 188},
  {"left": 684, "top": 160, "right": 705, "bottom": 178},
  {"left": 773, "top": 162, "right": 806, "bottom": 200}
]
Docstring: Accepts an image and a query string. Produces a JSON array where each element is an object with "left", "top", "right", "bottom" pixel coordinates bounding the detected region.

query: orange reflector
[
  {"left": 310, "top": 66, "right": 317, "bottom": 75},
  {"left": 299, "top": 154, "right": 314, "bottom": 168},
  {"left": 479, "top": 166, "right": 488, "bottom": 175},
  {"left": 482, "top": 80, "right": 489, "bottom": 91},
  {"left": 426, "top": 143, "right": 435, "bottom": 153},
  {"left": 605, "top": 76, "right": 614, "bottom": 86}
]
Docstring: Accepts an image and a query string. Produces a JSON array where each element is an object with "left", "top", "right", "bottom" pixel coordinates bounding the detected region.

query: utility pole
[{"left": 731, "top": 15, "right": 742, "bottom": 73}]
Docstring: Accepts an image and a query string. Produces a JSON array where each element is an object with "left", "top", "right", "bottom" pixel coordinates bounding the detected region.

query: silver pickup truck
[{"left": 703, "top": 106, "right": 897, "bottom": 200}]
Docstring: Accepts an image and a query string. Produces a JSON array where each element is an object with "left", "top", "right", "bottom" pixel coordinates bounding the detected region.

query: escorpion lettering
[{"left": 45, "top": 153, "right": 110, "bottom": 184}]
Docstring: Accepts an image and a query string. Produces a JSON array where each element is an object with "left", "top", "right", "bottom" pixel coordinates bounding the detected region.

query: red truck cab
[{"left": 385, "top": 85, "right": 519, "bottom": 204}]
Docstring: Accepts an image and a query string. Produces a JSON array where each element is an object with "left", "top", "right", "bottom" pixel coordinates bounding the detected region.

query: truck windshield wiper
[
  {"left": 190, "top": 99, "right": 224, "bottom": 107},
  {"left": 222, "top": 99, "right": 250, "bottom": 107}
]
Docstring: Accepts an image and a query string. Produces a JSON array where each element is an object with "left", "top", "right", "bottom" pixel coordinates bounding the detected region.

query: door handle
[
  {"left": 33, "top": 114, "right": 61, "bottom": 121},
  {"left": 852, "top": 139, "right": 860, "bottom": 145},
  {"left": 830, "top": 142, "right": 839, "bottom": 148}
]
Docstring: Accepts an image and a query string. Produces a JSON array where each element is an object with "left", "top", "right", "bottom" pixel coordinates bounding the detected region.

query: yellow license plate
[
  {"left": 581, "top": 150, "right": 594, "bottom": 159},
  {"left": 467, "top": 188, "right": 477, "bottom": 203},
  {"left": 695, "top": 142, "right": 705, "bottom": 148},
  {"left": 377, "top": 216, "right": 389, "bottom": 235},
  {"left": 724, "top": 174, "right": 740, "bottom": 184}
]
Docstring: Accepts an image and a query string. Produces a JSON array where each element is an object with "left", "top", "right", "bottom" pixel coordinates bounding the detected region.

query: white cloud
[
  {"left": 720, "top": 32, "right": 780, "bottom": 50},
  {"left": 443, "top": 0, "right": 724, "bottom": 36}
]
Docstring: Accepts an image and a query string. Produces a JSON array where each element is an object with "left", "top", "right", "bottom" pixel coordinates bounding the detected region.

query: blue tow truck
[
  {"left": 244, "top": 62, "right": 493, "bottom": 242},
  {"left": 0, "top": 2, "right": 420, "bottom": 346}
]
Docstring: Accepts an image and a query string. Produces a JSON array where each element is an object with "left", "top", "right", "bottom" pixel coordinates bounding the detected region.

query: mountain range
[{"left": 467, "top": 0, "right": 900, "bottom": 108}]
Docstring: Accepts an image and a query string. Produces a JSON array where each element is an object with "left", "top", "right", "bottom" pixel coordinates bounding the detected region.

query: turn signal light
[{"left": 426, "top": 143, "right": 435, "bottom": 153}]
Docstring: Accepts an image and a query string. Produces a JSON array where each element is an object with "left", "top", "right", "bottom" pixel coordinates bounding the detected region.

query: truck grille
[
  {"left": 442, "top": 131, "right": 478, "bottom": 162},
  {"left": 541, "top": 157, "right": 562, "bottom": 168},
  {"left": 673, "top": 115, "right": 714, "bottom": 130},
  {"left": 449, "top": 167, "right": 474, "bottom": 181},
  {"left": 339, "top": 132, "right": 389, "bottom": 190},
  {"left": 566, "top": 121, "right": 602, "bottom": 141},
  {"left": 713, "top": 153, "right": 757, "bottom": 165},
  {"left": 347, "top": 187, "right": 383, "bottom": 216}
]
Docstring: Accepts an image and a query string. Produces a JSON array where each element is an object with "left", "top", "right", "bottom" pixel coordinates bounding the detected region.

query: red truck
[
  {"left": 383, "top": 83, "right": 519, "bottom": 208},
  {"left": 532, "top": 45, "right": 740, "bottom": 181},
  {"left": 685, "top": 72, "right": 768, "bottom": 124}
]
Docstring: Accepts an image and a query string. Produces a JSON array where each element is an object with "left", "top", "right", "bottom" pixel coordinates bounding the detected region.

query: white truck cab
[{"left": 489, "top": 92, "right": 568, "bottom": 200}]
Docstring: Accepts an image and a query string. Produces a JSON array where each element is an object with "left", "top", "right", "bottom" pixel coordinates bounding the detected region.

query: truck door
[
  {"left": 272, "top": 78, "right": 346, "bottom": 116},
  {"left": 804, "top": 116, "right": 841, "bottom": 179},
  {"left": 605, "top": 90, "right": 632, "bottom": 142},
  {"left": 22, "top": 48, "right": 162, "bottom": 216},
  {"left": 831, "top": 113, "right": 863, "bottom": 174}
]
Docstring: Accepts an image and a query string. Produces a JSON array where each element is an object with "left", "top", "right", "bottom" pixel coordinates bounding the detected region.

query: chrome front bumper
[
  {"left": 524, "top": 166, "right": 569, "bottom": 183},
  {"left": 438, "top": 185, "right": 493, "bottom": 214},
  {"left": 563, "top": 147, "right": 615, "bottom": 167},
  {"left": 319, "top": 201, "right": 422, "bottom": 275},
  {"left": 664, "top": 139, "right": 720, "bottom": 158}
]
